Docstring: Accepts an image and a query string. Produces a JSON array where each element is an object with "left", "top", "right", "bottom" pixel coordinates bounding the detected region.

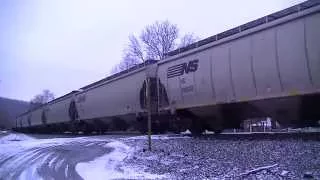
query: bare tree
[
  {"left": 127, "top": 35, "right": 145, "bottom": 62},
  {"left": 112, "top": 20, "right": 199, "bottom": 74},
  {"left": 30, "top": 89, "right": 55, "bottom": 108},
  {"left": 140, "top": 20, "right": 178, "bottom": 60},
  {"left": 179, "top": 33, "right": 200, "bottom": 48},
  {"left": 111, "top": 48, "right": 141, "bottom": 74},
  {"left": 122, "top": 20, "right": 179, "bottom": 64}
]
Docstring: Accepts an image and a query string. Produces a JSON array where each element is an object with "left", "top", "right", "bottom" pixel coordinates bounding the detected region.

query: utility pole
[{"left": 147, "top": 77, "right": 152, "bottom": 151}]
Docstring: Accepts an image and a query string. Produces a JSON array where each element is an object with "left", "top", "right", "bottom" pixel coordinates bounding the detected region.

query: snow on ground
[
  {"left": 76, "top": 141, "right": 168, "bottom": 180},
  {"left": 0, "top": 133, "right": 167, "bottom": 180},
  {"left": 1, "top": 132, "right": 319, "bottom": 179}
]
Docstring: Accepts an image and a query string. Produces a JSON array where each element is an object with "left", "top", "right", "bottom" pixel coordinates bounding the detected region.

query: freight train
[{"left": 15, "top": 1, "right": 320, "bottom": 135}]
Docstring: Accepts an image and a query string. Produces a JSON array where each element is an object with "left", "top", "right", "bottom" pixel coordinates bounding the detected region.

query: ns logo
[{"left": 167, "top": 59, "right": 199, "bottom": 78}]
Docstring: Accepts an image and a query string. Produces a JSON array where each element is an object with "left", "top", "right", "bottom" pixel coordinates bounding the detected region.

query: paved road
[{"left": 0, "top": 134, "right": 112, "bottom": 180}]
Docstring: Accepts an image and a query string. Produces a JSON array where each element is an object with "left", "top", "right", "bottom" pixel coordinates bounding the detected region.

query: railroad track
[{"left": 173, "top": 131, "right": 320, "bottom": 141}]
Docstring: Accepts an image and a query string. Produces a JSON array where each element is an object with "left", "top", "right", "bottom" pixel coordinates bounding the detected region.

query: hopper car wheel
[
  {"left": 170, "top": 123, "right": 182, "bottom": 134},
  {"left": 138, "top": 122, "right": 147, "bottom": 134},
  {"left": 170, "top": 116, "right": 184, "bottom": 134},
  {"left": 153, "top": 124, "right": 166, "bottom": 134},
  {"left": 138, "top": 127, "right": 147, "bottom": 134},
  {"left": 190, "top": 119, "right": 204, "bottom": 136},
  {"left": 112, "top": 118, "right": 128, "bottom": 131},
  {"left": 152, "top": 118, "right": 168, "bottom": 134},
  {"left": 136, "top": 116, "right": 147, "bottom": 134},
  {"left": 172, "top": 128, "right": 181, "bottom": 134},
  {"left": 69, "top": 122, "right": 78, "bottom": 134},
  {"left": 83, "top": 126, "right": 92, "bottom": 135},
  {"left": 213, "top": 129, "right": 222, "bottom": 134}
]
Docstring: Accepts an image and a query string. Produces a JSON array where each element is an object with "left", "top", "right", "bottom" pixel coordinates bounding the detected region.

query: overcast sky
[{"left": 0, "top": 0, "right": 305, "bottom": 101}]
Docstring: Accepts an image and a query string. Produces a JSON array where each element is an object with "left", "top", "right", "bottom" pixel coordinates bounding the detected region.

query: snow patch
[
  {"left": 76, "top": 141, "right": 167, "bottom": 180},
  {"left": 65, "top": 164, "right": 69, "bottom": 177},
  {"left": 204, "top": 130, "right": 214, "bottom": 134},
  {"left": 19, "top": 165, "right": 43, "bottom": 180},
  {"left": 48, "top": 156, "right": 59, "bottom": 168},
  {"left": 181, "top": 129, "right": 191, "bottom": 134},
  {"left": 0, "top": 133, "right": 34, "bottom": 144},
  {"left": 55, "top": 159, "right": 65, "bottom": 172}
]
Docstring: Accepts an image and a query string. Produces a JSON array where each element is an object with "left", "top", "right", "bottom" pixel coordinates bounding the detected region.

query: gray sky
[{"left": 0, "top": 0, "right": 305, "bottom": 101}]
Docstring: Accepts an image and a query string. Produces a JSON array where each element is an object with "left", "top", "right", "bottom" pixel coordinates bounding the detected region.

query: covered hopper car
[{"left": 15, "top": 0, "right": 320, "bottom": 135}]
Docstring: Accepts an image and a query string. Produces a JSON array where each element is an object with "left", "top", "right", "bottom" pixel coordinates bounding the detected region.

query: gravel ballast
[{"left": 123, "top": 134, "right": 320, "bottom": 179}]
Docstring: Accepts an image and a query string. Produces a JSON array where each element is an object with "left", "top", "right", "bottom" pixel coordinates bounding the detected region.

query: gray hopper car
[{"left": 15, "top": 0, "right": 320, "bottom": 135}]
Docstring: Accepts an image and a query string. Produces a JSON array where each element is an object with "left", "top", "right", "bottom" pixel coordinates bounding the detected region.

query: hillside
[{"left": 0, "top": 97, "right": 29, "bottom": 129}]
